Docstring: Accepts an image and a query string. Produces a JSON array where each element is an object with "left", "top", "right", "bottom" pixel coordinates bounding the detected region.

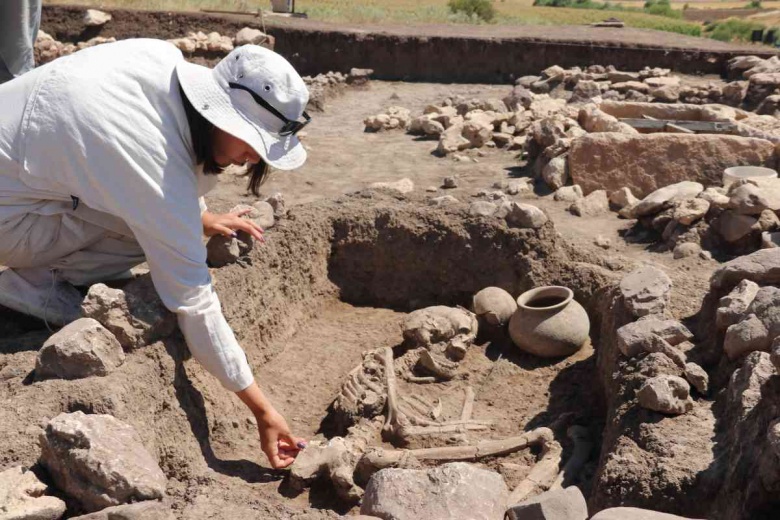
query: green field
[{"left": 44, "top": 0, "right": 780, "bottom": 39}]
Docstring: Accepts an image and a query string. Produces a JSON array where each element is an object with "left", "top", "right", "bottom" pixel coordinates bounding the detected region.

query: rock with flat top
[
  {"left": 361, "top": 463, "right": 508, "bottom": 520},
  {"left": 0, "top": 466, "right": 66, "bottom": 520},
  {"left": 609, "top": 187, "right": 639, "bottom": 209},
  {"left": 70, "top": 501, "right": 174, "bottom": 520},
  {"left": 724, "top": 314, "right": 770, "bottom": 360},
  {"left": 370, "top": 178, "right": 414, "bottom": 194},
  {"left": 617, "top": 318, "right": 693, "bottom": 358},
  {"left": 35, "top": 318, "right": 124, "bottom": 380},
  {"left": 570, "top": 190, "right": 609, "bottom": 217},
  {"left": 235, "top": 27, "right": 269, "bottom": 46},
  {"left": 631, "top": 182, "right": 705, "bottom": 218},
  {"left": 506, "top": 486, "right": 588, "bottom": 520},
  {"left": 673, "top": 198, "right": 710, "bottom": 226},
  {"left": 592, "top": 508, "right": 704, "bottom": 520},
  {"left": 711, "top": 248, "right": 780, "bottom": 290},
  {"left": 554, "top": 185, "right": 583, "bottom": 202},
  {"left": 40, "top": 411, "right": 166, "bottom": 512},
  {"left": 569, "top": 133, "right": 774, "bottom": 198}
]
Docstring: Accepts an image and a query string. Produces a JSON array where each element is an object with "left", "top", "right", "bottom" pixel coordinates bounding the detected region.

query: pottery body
[{"left": 508, "top": 286, "right": 590, "bottom": 357}]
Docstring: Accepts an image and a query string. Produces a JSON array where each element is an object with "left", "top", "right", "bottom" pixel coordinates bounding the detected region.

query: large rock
[
  {"left": 578, "top": 105, "right": 637, "bottom": 134},
  {"left": 40, "top": 412, "right": 167, "bottom": 512},
  {"left": 712, "top": 211, "right": 758, "bottom": 243},
  {"left": 711, "top": 248, "right": 780, "bottom": 290},
  {"left": 0, "top": 466, "right": 66, "bottom": 520},
  {"left": 437, "top": 122, "right": 470, "bottom": 155},
  {"left": 570, "top": 190, "right": 609, "bottom": 217},
  {"left": 569, "top": 133, "right": 775, "bottom": 198},
  {"left": 360, "top": 463, "right": 508, "bottom": 520},
  {"left": 505, "top": 486, "right": 588, "bottom": 520},
  {"left": 617, "top": 319, "right": 693, "bottom": 358},
  {"left": 724, "top": 314, "right": 769, "bottom": 360},
  {"left": 570, "top": 80, "right": 602, "bottom": 104},
  {"left": 542, "top": 155, "right": 568, "bottom": 190},
  {"left": 81, "top": 276, "right": 176, "bottom": 351},
  {"left": 504, "top": 202, "right": 549, "bottom": 229},
  {"left": 70, "top": 501, "right": 174, "bottom": 520},
  {"left": 592, "top": 508, "right": 704, "bottom": 519},
  {"left": 84, "top": 9, "right": 111, "bottom": 26},
  {"left": 619, "top": 265, "right": 672, "bottom": 318},
  {"left": 234, "top": 27, "right": 269, "bottom": 46},
  {"left": 631, "top": 182, "right": 705, "bottom": 218},
  {"left": 717, "top": 279, "right": 760, "bottom": 331},
  {"left": 35, "top": 318, "right": 125, "bottom": 380},
  {"left": 673, "top": 199, "right": 709, "bottom": 226},
  {"left": 729, "top": 178, "right": 780, "bottom": 214},
  {"left": 637, "top": 375, "right": 694, "bottom": 415}
]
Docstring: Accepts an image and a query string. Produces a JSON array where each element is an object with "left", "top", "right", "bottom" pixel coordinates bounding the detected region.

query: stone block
[{"left": 36, "top": 318, "right": 125, "bottom": 380}]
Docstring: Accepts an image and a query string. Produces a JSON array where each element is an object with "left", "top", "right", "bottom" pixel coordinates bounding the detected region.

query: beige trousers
[{"left": 0, "top": 201, "right": 145, "bottom": 286}]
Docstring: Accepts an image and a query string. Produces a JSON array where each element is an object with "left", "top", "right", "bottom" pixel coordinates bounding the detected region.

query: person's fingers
[
  {"left": 214, "top": 224, "right": 234, "bottom": 237},
  {"left": 233, "top": 208, "right": 253, "bottom": 217},
  {"left": 234, "top": 220, "right": 265, "bottom": 242}
]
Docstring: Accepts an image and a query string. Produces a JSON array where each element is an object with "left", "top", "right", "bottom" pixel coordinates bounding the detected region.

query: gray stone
[
  {"left": 608, "top": 71, "right": 640, "bottom": 83},
  {"left": 505, "top": 486, "right": 588, "bottom": 520},
  {"left": 81, "top": 276, "right": 176, "bottom": 351},
  {"left": 609, "top": 187, "right": 639, "bottom": 209},
  {"left": 469, "top": 201, "right": 498, "bottom": 217},
  {"left": 673, "top": 198, "right": 710, "bottom": 226},
  {"left": 554, "top": 185, "right": 583, "bottom": 202},
  {"left": 713, "top": 211, "right": 757, "bottom": 243},
  {"left": 507, "top": 180, "right": 532, "bottom": 195},
  {"left": 724, "top": 313, "right": 770, "bottom": 360},
  {"left": 632, "top": 182, "right": 705, "bottom": 218},
  {"left": 234, "top": 27, "right": 269, "bottom": 46},
  {"left": 35, "top": 318, "right": 124, "bottom": 380},
  {"left": 768, "top": 418, "right": 780, "bottom": 459},
  {"left": 40, "top": 412, "right": 167, "bottom": 512},
  {"left": 570, "top": 80, "right": 602, "bottom": 104},
  {"left": 361, "top": 463, "right": 508, "bottom": 520},
  {"left": 772, "top": 337, "right": 780, "bottom": 374},
  {"left": 595, "top": 235, "right": 612, "bottom": 249},
  {"left": 437, "top": 122, "right": 470, "bottom": 154},
  {"left": 369, "top": 178, "right": 414, "bottom": 194},
  {"left": 207, "top": 232, "right": 251, "bottom": 268},
  {"left": 70, "top": 501, "right": 174, "bottom": 520},
  {"left": 570, "top": 190, "right": 609, "bottom": 217},
  {"left": 684, "top": 362, "right": 709, "bottom": 395},
  {"left": 504, "top": 202, "right": 548, "bottom": 229},
  {"left": 698, "top": 187, "right": 730, "bottom": 209},
  {"left": 428, "top": 195, "right": 459, "bottom": 208},
  {"left": 717, "top": 279, "right": 760, "bottom": 331},
  {"left": 762, "top": 231, "right": 780, "bottom": 248},
  {"left": 637, "top": 375, "right": 694, "bottom": 415},
  {"left": 542, "top": 156, "right": 568, "bottom": 190},
  {"left": 442, "top": 176, "right": 459, "bottom": 189},
  {"left": 711, "top": 248, "right": 780, "bottom": 290},
  {"left": 249, "top": 201, "right": 275, "bottom": 229},
  {"left": 673, "top": 242, "right": 702, "bottom": 260},
  {"left": 619, "top": 265, "right": 672, "bottom": 318},
  {"left": 265, "top": 192, "right": 287, "bottom": 217},
  {"left": 729, "top": 182, "right": 772, "bottom": 215},
  {"left": 592, "top": 508, "right": 705, "bottom": 520},
  {"left": 462, "top": 120, "right": 493, "bottom": 148},
  {"left": 0, "top": 466, "right": 66, "bottom": 520},
  {"left": 617, "top": 318, "right": 693, "bottom": 358}
]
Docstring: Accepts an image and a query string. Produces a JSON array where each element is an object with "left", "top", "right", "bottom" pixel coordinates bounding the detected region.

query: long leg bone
[
  {"left": 507, "top": 435, "right": 563, "bottom": 505},
  {"left": 460, "top": 386, "right": 475, "bottom": 422}
]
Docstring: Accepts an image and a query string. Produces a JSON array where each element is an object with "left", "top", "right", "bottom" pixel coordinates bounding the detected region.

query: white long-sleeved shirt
[{"left": 0, "top": 39, "right": 254, "bottom": 391}]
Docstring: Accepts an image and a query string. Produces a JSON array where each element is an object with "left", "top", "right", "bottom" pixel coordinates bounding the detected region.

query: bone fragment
[
  {"left": 508, "top": 436, "right": 563, "bottom": 504},
  {"left": 461, "top": 386, "right": 475, "bottom": 422}
]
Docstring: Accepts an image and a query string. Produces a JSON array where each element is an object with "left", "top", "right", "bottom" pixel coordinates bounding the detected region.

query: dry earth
[{"left": 0, "top": 79, "right": 717, "bottom": 518}]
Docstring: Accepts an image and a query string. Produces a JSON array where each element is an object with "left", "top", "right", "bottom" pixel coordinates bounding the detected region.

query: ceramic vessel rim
[{"left": 516, "top": 286, "right": 573, "bottom": 311}]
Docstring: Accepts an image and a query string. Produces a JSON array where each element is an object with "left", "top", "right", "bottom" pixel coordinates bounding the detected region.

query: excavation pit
[{"left": 0, "top": 192, "right": 619, "bottom": 517}]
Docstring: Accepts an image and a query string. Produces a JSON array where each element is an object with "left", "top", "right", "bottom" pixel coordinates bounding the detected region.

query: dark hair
[{"left": 179, "top": 86, "right": 270, "bottom": 196}]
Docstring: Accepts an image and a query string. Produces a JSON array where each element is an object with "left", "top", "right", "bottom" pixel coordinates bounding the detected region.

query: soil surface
[{"left": 0, "top": 79, "right": 719, "bottom": 518}]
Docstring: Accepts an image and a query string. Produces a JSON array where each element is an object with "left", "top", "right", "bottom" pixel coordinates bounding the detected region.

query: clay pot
[{"left": 508, "top": 286, "right": 590, "bottom": 357}]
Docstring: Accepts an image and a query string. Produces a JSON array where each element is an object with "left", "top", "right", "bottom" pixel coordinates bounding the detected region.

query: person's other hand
[
  {"left": 256, "top": 408, "right": 306, "bottom": 469},
  {"left": 202, "top": 209, "right": 265, "bottom": 242}
]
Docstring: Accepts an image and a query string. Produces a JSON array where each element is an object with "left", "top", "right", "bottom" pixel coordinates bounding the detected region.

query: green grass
[
  {"left": 704, "top": 17, "right": 771, "bottom": 41},
  {"left": 45, "top": 0, "right": 704, "bottom": 37}
]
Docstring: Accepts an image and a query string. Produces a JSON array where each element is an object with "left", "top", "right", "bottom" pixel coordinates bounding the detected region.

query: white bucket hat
[{"left": 176, "top": 45, "right": 310, "bottom": 170}]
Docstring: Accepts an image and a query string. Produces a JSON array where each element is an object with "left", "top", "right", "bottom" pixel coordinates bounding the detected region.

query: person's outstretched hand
[
  {"left": 256, "top": 407, "right": 306, "bottom": 469},
  {"left": 202, "top": 209, "right": 265, "bottom": 242}
]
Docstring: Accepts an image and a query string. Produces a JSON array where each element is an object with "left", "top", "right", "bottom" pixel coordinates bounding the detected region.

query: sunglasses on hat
[{"left": 229, "top": 82, "right": 311, "bottom": 137}]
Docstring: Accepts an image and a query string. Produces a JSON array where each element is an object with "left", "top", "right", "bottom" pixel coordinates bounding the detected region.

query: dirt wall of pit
[{"left": 42, "top": 5, "right": 776, "bottom": 83}]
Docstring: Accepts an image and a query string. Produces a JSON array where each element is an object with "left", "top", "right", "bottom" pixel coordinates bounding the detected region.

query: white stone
[
  {"left": 542, "top": 156, "right": 568, "bottom": 190},
  {"left": 673, "top": 198, "right": 710, "bottom": 226},
  {"left": 370, "top": 178, "right": 414, "bottom": 194},
  {"left": 36, "top": 318, "right": 125, "bottom": 380},
  {"left": 717, "top": 279, "right": 760, "bottom": 331},
  {"left": 619, "top": 265, "right": 672, "bottom": 318},
  {"left": 506, "top": 486, "right": 588, "bottom": 520},
  {"left": 632, "top": 182, "right": 705, "bottom": 218},
  {"left": 504, "top": 202, "right": 548, "bottom": 229},
  {"left": 609, "top": 187, "right": 639, "bottom": 209},
  {"left": 569, "top": 190, "right": 609, "bottom": 217},
  {"left": 554, "top": 185, "right": 583, "bottom": 202},
  {"left": 235, "top": 27, "right": 269, "bottom": 46},
  {"left": 84, "top": 9, "right": 112, "bottom": 26}
]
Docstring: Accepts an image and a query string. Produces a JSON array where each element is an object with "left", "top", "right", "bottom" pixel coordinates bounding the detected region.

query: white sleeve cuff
[
  {"left": 177, "top": 295, "right": 254, "bottom": 392},
  {"left": 198, "top": 196, "right": 208, "bottom": 215}
]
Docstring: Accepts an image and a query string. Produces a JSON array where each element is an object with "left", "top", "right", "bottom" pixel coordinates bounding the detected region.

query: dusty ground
[{"left": 0, "top": 80, "right": 719, "bottom": 518}]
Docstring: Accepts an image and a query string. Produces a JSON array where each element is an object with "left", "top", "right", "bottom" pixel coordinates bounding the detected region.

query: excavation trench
[{"left": 0, "top": 192, "right": 621, "bottom": 517}]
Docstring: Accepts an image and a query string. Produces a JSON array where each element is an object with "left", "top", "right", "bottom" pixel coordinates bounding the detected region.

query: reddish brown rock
[{"left": 569, "top": 133, "right": 776, "bottom": 197}]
